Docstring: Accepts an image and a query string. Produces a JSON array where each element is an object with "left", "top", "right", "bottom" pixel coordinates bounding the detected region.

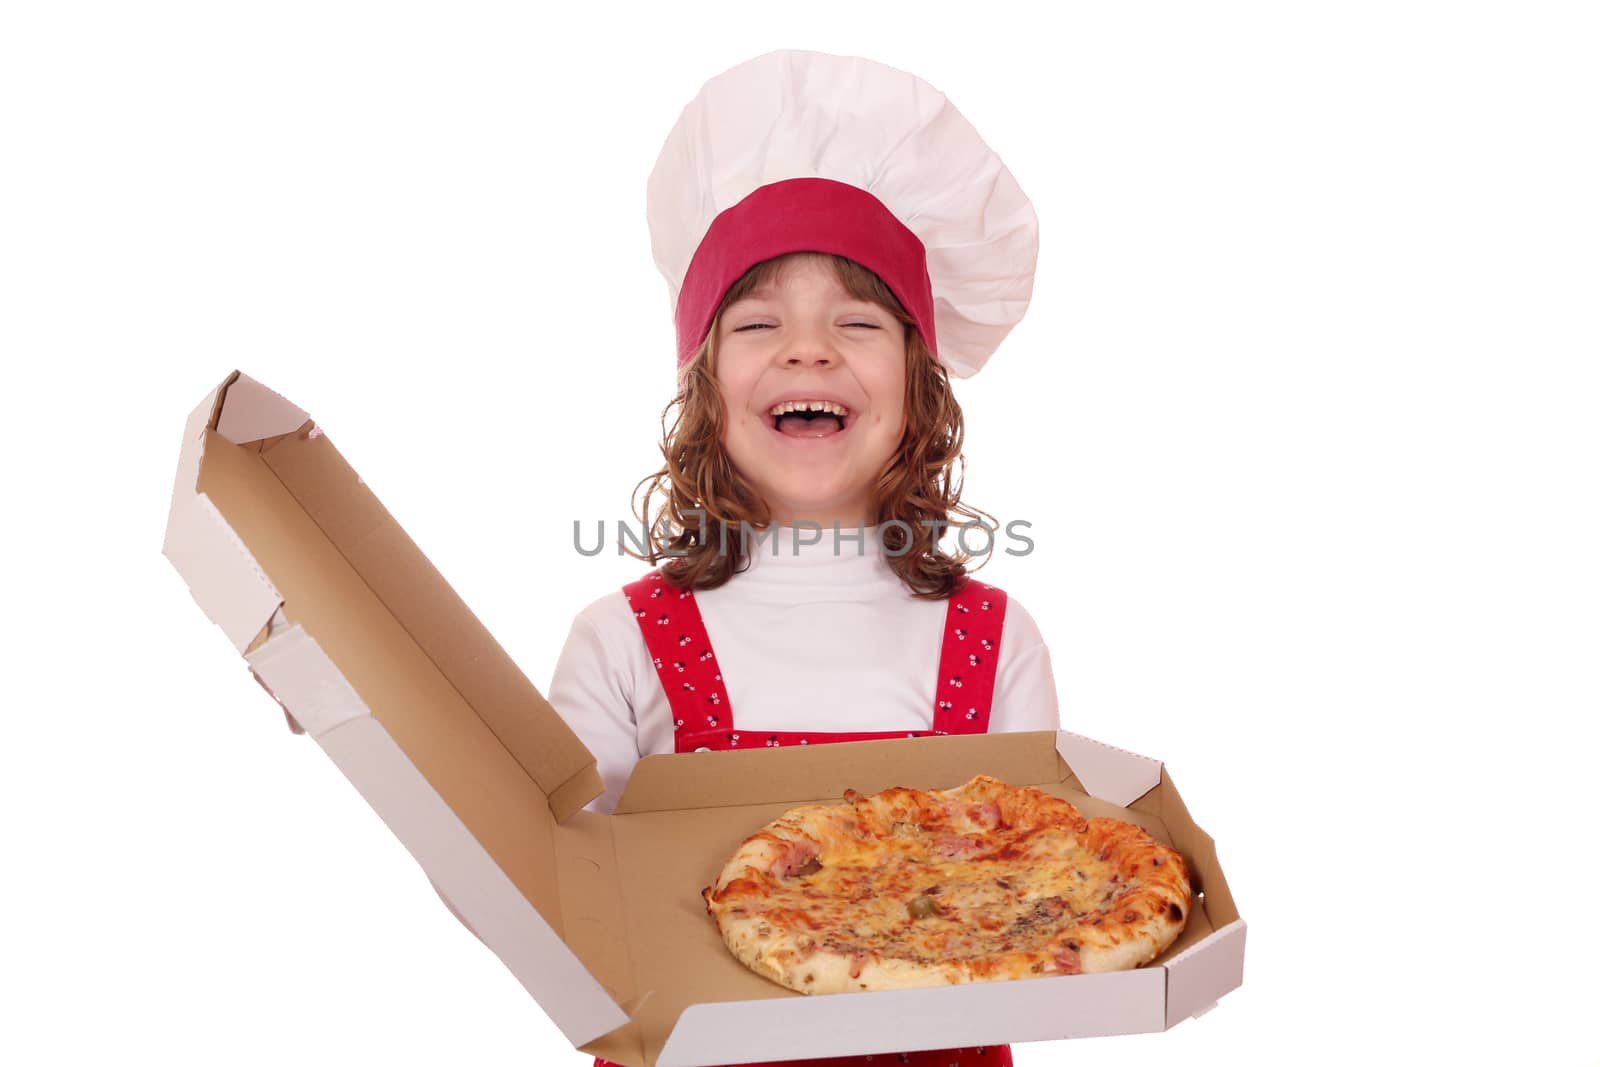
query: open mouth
[{"left": 768, "top": 402, "right": 850, "bottom": 440}]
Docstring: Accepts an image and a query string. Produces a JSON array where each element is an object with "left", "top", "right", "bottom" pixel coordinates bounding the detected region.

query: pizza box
[{"left": 162, "top": 369, "right": 1247, "bottom": 1067}]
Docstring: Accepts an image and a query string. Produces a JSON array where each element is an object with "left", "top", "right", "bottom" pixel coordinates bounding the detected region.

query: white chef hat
[{"left": 647, "top": 49, "right": 1039, "bottom": 380}]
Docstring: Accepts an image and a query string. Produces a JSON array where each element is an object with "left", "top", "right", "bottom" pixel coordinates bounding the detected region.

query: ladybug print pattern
[{"left": 619, "top": 570, "right": 1008, "bottom": 753}]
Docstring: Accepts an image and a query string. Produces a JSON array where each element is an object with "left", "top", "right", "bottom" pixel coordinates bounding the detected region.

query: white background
[{"left": 3, "top": 2, "right": 1596, "bottom": 1064}]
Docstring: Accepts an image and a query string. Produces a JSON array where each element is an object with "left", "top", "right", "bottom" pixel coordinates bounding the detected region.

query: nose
[{"left": 777, "top": 321, "right": 837, "bottom": 368}]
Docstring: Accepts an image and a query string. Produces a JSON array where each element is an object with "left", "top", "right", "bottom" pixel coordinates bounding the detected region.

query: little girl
[{"left": 548, "top": 49, "right": 1057, "bottom": 1067}]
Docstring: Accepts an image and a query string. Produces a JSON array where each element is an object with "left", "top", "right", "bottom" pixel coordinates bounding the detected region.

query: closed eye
[{"left": 733, "top": 322, "right": 880, "bottom": 332}]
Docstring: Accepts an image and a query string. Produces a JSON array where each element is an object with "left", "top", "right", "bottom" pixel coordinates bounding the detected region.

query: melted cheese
[
  {"left": 775, "top": 822, "right": 1120, "bottom": 968},
  {"left": 706, "top": 777, "right": 1192, "bottom": 994}
]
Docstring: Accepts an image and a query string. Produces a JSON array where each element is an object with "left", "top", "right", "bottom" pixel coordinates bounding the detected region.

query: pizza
[{"left": 700, "top": 774, "right": 1191, "bottom": 994}]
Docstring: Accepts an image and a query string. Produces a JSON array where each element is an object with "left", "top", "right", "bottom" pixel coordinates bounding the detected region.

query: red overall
[{"left": 590, "top": 567, "right": 1015, "bottom": 1067}]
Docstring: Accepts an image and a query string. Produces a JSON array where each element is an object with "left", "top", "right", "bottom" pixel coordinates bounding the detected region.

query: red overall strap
[
  {"left": 622, "top": 568, "right": 730, "bottom": 744},
  {"left": 933, "top": 578, "right": 1009, "bottom": 735},
  {"left": 622, "top": 569, "right": 1009, "bottom": 752}
]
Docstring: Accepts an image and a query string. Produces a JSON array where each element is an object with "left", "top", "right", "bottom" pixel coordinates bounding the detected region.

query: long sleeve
[
  {"left": 546, "top": 604, "right": 642, "bottom": 816},
  {"left": 988, "top": 595, "right": 1062, "bottom": 735}
]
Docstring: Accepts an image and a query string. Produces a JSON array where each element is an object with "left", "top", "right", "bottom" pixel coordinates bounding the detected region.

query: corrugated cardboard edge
[
  {"left": 1164, "top": 919, "right": 1247, "bottom": 1027},
  {"left": 1055, "top": 730, "right": 1163, "bottom": 807},
  {"left": 162, "top": 371, "right": 284, "bottom": 653},
  {"left": 242, "top": 616, "right": 628, "bottom": 1046},
  {"left": 214, "top": 372, "right": 312, "bottom": 448},
  {"left": 659, "top": 969, "right": 1163, "bottom": 1066}
]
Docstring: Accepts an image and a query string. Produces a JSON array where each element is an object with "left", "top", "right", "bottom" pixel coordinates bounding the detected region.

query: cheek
[
  {"left": 719, "top": 389, "right": 767, "bottom": 434},
  {"left": 870, "top": 396, "right": 906, "bottom": 435},
  {"left": 863, "top": 361, "right": 907, "bottom": 432}
]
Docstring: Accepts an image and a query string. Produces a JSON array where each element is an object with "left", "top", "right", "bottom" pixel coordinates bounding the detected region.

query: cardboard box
[{"left": 162, "top": 370, "right": 1247, "bottom": 1066}]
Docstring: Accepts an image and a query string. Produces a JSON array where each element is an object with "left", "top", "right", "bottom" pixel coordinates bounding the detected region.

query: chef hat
[{"left": 647, "top": 49, "right": 1039, "bottom": 380}]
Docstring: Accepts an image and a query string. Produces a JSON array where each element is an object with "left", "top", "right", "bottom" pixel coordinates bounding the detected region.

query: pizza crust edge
[{"left": 703, "top": 776, "right": 1193, "bottom": 996}]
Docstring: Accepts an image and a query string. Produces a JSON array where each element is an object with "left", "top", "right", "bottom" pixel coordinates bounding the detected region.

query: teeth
[{"left": 768, "top": 400, "right": 848, "bottom": 418}]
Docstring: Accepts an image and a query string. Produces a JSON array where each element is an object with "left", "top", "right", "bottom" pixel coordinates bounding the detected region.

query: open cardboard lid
[
  {"left": 164, "top": 371, "right": 1245, "bottom": 1066},
  {"left": 163, "top": 370, "right": 626, "bottom": 1043}
]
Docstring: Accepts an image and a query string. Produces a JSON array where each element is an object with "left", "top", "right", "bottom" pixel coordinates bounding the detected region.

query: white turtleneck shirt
[{"left": 546, "top": 525, "right": 1061, "bottom": 815}]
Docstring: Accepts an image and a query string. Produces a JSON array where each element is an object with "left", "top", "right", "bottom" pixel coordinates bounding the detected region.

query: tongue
[{"left": 777, "top": 414, "right": 843, "bottom": 438}]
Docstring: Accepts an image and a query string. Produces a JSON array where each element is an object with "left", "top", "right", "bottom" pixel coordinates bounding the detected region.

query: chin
[{"left": 774, "top": 512, "right": 872, "bottom": 532}]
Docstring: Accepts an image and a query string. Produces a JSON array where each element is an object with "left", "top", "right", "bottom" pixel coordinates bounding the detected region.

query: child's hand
[
  {"left": 429, "top": 878, "right": 484, "bottom": 946},
  {"left": 250, "top": 669, "right": 306, "bottom": 734}
]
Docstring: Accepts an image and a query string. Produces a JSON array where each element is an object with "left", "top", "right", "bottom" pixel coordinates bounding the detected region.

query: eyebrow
[{"left": 732, "top": 287, "right": 876, "bottom": 307}]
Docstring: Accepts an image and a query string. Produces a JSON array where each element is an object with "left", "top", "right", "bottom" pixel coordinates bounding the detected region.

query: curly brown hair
[{"left": 626, "top": 251, "right": 997, "bottom": 600}]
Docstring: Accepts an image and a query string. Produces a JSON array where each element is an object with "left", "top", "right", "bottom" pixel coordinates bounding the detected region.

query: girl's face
[{"left": 714, "top": 256, "right": 908, "bottom": 529}]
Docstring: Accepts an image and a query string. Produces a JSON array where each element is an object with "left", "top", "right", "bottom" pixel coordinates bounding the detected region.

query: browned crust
[{"left": 702, "top": 775, "right": 1192, "bottom": 994}]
